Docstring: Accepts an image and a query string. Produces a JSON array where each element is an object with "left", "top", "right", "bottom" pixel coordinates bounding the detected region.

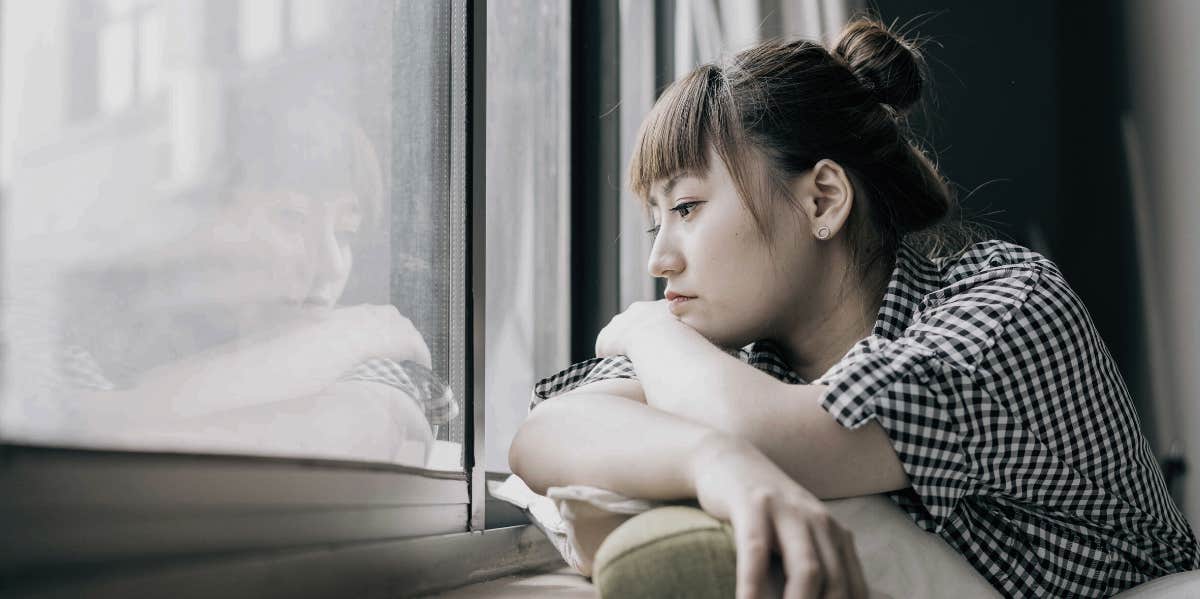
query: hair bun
[{"left": 832, "top": 17, "right": 927, "bottom": 113}]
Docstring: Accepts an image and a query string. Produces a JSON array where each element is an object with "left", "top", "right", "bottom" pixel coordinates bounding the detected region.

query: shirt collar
[{"left": 870, "top": 241, "right": 944, "bottom": 341}]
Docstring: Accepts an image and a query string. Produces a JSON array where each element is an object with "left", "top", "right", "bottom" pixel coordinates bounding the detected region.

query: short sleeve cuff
[{"left": 530, "top": 355, "right": 638, "bottom": 411}]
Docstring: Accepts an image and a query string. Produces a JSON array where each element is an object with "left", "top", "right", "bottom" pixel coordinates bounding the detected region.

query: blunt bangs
[
  {"left": 628, "top": 65, "right": 727, "bottom": 202},
  {"left": 627, "top": 63, "right": 779, "bottom": 240}
]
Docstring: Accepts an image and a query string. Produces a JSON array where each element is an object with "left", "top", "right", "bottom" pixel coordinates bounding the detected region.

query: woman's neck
[{"left": 779, "top": 261, "right": 890, "bottom": 383}]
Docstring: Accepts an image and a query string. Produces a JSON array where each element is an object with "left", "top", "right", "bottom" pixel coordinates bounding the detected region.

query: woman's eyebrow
[{"left": 649, "top": 173, "right": 698, "bottom": 206}]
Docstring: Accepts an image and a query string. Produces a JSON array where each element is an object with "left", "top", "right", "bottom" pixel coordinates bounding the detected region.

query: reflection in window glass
[
  {"left": 104, "top": 0, "right": 135, "bottom": 15},
  {"left": 98, "top": 15, "right": 133, "bottom": 112},
  {"left": 484, "top": 0, "right": 570, "bottom": 472},
  {"left": 0, "top": 0, "right": 462, "bottom": 470},
  {"left": 237, "top": 0, "right": 283, "bottom": 63},
  {"left": 290, "top": 0, "right": 331, "bottom": 46},
  {"left": 138, "top": 6, "right": 166, "bottom": 99}
]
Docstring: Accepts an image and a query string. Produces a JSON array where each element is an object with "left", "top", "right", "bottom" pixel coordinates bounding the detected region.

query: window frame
[{"left": 0, "top": 1, "right": 558, "bottom": 596}]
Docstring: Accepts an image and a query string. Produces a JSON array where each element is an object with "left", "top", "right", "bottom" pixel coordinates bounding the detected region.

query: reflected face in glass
[
  {"left": 295, "top": 192, "right": 362, "bottom": 309},
  {"left": 213, "top": 187, "right": 363, "bottom": 311}
]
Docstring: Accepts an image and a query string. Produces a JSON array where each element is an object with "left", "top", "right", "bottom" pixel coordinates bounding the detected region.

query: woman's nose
[
  {"left": 310, "top": 222, "right": 348, "bottom": 282},
  {"left": 647, "top": 232, "right": 684, "bottom": 278}
]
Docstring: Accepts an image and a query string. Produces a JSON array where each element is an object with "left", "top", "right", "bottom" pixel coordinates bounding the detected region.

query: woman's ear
[{"left": 792, "top": 159, "right": 854, "bottom": 240}]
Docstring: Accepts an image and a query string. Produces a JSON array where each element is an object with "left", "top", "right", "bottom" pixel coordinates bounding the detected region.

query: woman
[
  {"left": 9, "top": 99, "right": 451, "bottom": 466},
  {"left": 509, "top": 16, "right": 1200, "bottom": 599}
]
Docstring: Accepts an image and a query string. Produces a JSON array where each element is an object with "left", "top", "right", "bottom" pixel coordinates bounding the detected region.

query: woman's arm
[
  {"left": 71, "top": 380, "right": 435, "bottom": 465},
  {"left": 94, "top": 305, "right": 430, "bottom": 423},
  {"left": 510, "top": 392, "right": 869, "bottom": 598},
  {"left": 510, "top": 392, "right": 716, "bottom": 497},
  {"left": 634, "top": 333, "right": 907, "bottom": 499},
  {"left": 593, "top": 301, "right": 909, "bottom": 500}
]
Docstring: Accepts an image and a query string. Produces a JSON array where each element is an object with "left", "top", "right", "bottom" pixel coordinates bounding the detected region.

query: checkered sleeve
[
  {"left": 816, "top": 335, "right": 973, "bottom": 532},
  {"left": 815, "top": 264, "right": 1044, "bottom": 535},
  {"left": 530, "top": 355, "right": 638, "bottom": 411},
  {"left": 340, "top": 358, "right": 458, "bottom": 428}
]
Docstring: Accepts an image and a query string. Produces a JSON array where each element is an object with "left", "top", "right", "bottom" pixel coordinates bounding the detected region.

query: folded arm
[
  {"left": 509, "top": 390, "right": 874, "bottom": 594},
  {"left": 533, "top": 322, "right": 908, "bottom": 499},
  {"left": 510, "top": 391, "right": 721, "bottom": 498}
]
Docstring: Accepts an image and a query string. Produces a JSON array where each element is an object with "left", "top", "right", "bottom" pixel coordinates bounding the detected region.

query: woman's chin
[{"left": 683, "top": 320, "right": 750, "bottom": 352}]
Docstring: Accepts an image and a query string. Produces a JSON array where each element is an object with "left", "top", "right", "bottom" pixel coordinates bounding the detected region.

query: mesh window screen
[{"left": 0, "top": 0, "right": 466, "bottom": 472}]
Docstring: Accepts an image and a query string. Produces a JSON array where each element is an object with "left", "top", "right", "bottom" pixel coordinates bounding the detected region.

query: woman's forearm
[
  {"left": 508, "top": 392, "right": 738, "bottom": 498},
  {"left": 625, "top": 322, "right": 782, "bottom": 436}
]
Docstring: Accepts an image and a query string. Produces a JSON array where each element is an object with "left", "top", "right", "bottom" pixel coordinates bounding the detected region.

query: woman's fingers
[
  {"left": 774, "top": 508, "right": 865, "bottom": 599},
  {"left": 837, "top": 528, "right": 868, "bottom": 599},
  {"left": 807, "top": 519, "right": 850, "bottom": 599},
  {"left": 734, "top": 505, "right": 773, "bottom": 599},
  {"left": 773, "top": 514, "right": 822, "bottom": 599}
]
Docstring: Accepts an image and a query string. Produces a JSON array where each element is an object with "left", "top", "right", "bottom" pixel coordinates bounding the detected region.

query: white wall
[{"left": 1126, "top": 0, "right": 1200, "bottom": 530}]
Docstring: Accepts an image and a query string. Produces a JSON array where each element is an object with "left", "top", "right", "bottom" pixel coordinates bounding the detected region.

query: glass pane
[
  {"left": 237, "top": 0, "right": 282, "bottom": 63},
  {"left": 138, "top": 7, "right": 165, "bottom": 99},
  {"left": 484, "top": 0, "right": 570, "bottom": 472},
  {"left": 104, "top": 0, "right": 135, "bottom": 16},
  {"left": 0, "top": 0, "right": 463, "bottom": 471},
  {"left": 392, "top": 0, "right": 463, "bottom": 471},
  {"left": 290, "top": 0, "right": 331, "bottom": 46},
  {"left": 98, "top": 18, "right": 133, "bottom": 113}
]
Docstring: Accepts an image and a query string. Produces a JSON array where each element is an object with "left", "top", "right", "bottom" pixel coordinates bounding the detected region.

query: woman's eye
[
  {"left": 645, "top": 224, "right": 661, "bottom": 238},
  {"left": 669, "top": 200, "right": 701, "bottom": 219}
]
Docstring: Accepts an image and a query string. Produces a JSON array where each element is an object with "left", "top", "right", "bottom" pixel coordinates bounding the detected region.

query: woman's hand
[
  {"left": 327, "top": 304, "right": 432, "bottom": 368},
  {"left": 595, "top": 299, "right": 685, "bottom": 358},
  {"left": 691, "top": 435, "right": 868, "bottom": 599}
]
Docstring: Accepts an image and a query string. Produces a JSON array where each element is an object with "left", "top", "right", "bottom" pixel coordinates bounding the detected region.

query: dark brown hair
[{"left": 629, "top": 14, "right": 971, "bottom": 291}]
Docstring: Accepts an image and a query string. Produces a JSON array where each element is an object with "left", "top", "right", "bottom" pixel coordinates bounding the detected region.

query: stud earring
[{"left": 816, "top": 226, "right": 831, "bottom": 240}]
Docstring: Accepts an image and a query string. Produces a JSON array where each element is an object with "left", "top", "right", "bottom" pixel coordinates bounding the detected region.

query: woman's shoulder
[
  {"left": 904, "top": 239, "right": 1080, "bottom": 373},
  {"left": 932, "top": 239, "right": 1059, "bottom": 282}
]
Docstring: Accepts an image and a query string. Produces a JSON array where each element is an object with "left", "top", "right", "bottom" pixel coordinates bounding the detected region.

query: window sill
[
  {"left": 430, "top": 567, "right": 594, "bottom": 598},
  {"left": 3, "top": 523, "right": 567, "bottom": 598}
]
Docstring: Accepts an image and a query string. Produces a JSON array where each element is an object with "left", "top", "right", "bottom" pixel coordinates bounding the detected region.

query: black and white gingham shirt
[{"left": 533, "top": 239, "right": 1200, "bottom": 598}]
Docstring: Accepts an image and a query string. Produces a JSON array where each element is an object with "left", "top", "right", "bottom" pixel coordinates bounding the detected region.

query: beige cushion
[
  {"left": 593, "top": 496, "right": 1001, "bottom": 599},
  {"left": 592, "top": 506, "right": 736, "bottom": 599}
]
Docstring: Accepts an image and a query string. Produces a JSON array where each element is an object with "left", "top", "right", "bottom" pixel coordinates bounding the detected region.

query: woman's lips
[{"left": 666, "top": 292, "right": 695, "bottom": 314}]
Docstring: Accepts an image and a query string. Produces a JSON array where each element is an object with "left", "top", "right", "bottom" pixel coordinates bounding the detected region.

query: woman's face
[
  {"left": 210, "top": 187, "right": 362, "bottom": 312},
  {"left": 646, "top": 147, "right": 821, "bottom": 349}
]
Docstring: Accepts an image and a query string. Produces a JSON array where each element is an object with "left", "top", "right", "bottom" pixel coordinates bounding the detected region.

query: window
[
  {"left": 1, "top": 1, "right": 488, "bottom": 590},
  {"left": 483, "top": 0, "right": 570, "bottom": 474},
  {"left": 237, "top": 0, "right": 333, "bottom": 64},
  {"left": 1, "top": 0, "right": 465, "bottom": 470},
  {"left": 64, "top": 0, "right": 167, "bottom": 121}
]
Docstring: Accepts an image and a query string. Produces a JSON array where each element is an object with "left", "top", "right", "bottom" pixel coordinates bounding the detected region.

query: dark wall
[{"left": 867, "top": 1, "right": 1156, "bottom": 449}]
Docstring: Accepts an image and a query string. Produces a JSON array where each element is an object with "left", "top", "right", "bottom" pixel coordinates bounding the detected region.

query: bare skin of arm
[
  {"left": 516, "top": 369, "right": 902, "bottom": 590},
  {"left": 511, "top": 391, "right": 872, "bottom": 598},
  {"left": 78, "top": 305, "right": 431, "bottom": 425},
  {"left": 614, "top": 318, "right": 909, "bottom": 500},
  {"left": 512, "top": 388, "right": 720, "bottom": 575},
  {"left": 71, "top": 379, "right": 435, "bottom": 466}
]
